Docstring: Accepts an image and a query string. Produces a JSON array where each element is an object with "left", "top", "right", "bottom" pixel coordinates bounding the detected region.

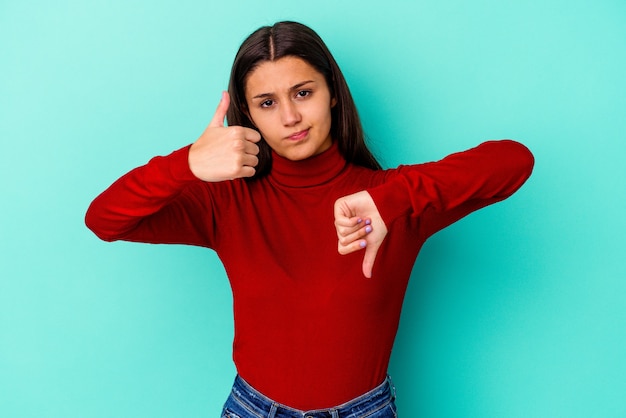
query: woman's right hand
[{"left": 188, "top": 91, "right": 262, "bottom": 182}]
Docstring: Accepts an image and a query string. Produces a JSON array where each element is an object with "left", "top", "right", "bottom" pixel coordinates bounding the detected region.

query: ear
[{"left": 331, "top": 97, "right": 337, "bottom": 108}]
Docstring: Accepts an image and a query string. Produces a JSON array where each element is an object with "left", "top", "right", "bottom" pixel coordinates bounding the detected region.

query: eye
[
  {"left": 260, "top": 99, "right": 274, "bottom": 108},
  {"left": 296, "top": 90, "right": 311, "bottom": 99}
]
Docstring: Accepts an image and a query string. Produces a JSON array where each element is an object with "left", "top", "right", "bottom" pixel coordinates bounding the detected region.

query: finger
[
  {"left": 239, "top": 165, "right": 256, "bottom": 178},
  {"left": 335, "top": 215, "right": 364, "bottom": 228},
  {"left": 361, "top": 243, "right": 381, "bottom": 279},
  {"left": 337, "top": 238, "right": 368, "bottom": 256},
  {"left": 243, "top": 127, "right": 262, "bottom": 143},
  {"left": 337, "top": 222, "right": 372, "bottom": 246},
  {"left": 208, "top": 91, "right": 230, "bottom": 128},
  {"left": 362, "top": 260, "right": 373, "bottom": 279},
  {"left": 243, "top": 138, "right": 261, "bottom": 155},
  {"left": 334, "top": 199, "right": 356, "bottom": 223},
  {"left": 335, "top": 218, "right": 370, "bottom": 239},
  {"left": 241, "top": 153, "right": 259, "bottom": 168}
]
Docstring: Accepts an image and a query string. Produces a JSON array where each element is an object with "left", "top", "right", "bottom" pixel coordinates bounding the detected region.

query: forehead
[{"left": 245, "top": 57, "right": 325, "bottom": 95}]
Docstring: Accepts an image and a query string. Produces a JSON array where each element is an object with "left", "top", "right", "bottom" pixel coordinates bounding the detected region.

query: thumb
[
  {"left": 208, "top": 91, "right": 230, "bottom": 128},
  {"left": 361, "top": 241, "right": 381, "bottom": 279}
]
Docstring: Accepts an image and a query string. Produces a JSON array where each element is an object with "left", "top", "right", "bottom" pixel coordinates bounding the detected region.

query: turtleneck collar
[{"left": 268, "top": 142, "right": 348, "bottom": 188}]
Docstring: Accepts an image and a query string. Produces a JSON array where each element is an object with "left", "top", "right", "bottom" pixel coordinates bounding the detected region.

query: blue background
[{"left": 1, "top": 0, "right": 625, "bottom": 416}]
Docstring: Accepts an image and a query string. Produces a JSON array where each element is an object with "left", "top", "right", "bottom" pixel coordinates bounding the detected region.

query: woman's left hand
[{"left": 334, "top": 191, "right": 388, "bottom": 278}]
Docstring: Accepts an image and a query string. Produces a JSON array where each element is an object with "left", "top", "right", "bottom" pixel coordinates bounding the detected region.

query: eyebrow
[{"left": 251, "top": 80, "right": 316, "bottom": 100}]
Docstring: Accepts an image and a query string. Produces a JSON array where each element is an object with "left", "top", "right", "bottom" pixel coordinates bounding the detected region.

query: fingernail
[
  {"left": 357, "top": 218, "right": 362, "bottom": 224},
  {"left": 365, "top": 219, "right": 371, "bottom": 225},
  {"left": 359, "top": 241, "right": 367, "bottom": 248},
  {"left": 365, "top": 226, "right": 372, "bottom": 233}
]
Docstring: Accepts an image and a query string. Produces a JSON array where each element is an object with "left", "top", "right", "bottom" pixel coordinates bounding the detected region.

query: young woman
[{"left": 86, "top": 21, "right": 534, "bottom": 418}]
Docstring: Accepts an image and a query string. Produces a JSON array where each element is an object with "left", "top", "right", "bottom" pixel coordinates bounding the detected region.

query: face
[{"left": 244, "top": 56, "right": 336, "bottom": 161}]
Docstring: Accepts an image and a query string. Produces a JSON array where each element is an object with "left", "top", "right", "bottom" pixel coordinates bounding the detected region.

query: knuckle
[
  {"left": 338, "top": 236, "right": 351, "bottom": 246},
  {"left": 231, "top": 153, "right": 243, "bottom": 166},
  {"left": 231, "top": 139, "right": 245, "bottom": 152},
  {"left": 230, "top": 126, "right": 244, "bottom": 136},
  {"left": 230, "top": 160, "right": 242, "bottom": 174}
]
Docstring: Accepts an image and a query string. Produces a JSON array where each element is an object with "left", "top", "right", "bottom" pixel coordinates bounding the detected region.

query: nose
[{"left": 280, "top": 100, "right": 301, "bottom": 126}]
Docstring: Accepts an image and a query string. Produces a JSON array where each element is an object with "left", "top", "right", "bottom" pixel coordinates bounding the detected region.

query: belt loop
[
  {"left": 388, "top": 375, "right": 396, "bottom": 399},
  {"left": 268, "top": 402, "right": 278, "bottom": 418},
  {"left": 331, "top": 408, "right": 339, "bottom": 418}
]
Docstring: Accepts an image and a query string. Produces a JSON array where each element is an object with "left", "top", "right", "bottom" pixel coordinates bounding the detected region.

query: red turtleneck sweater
[{"left": 85, "top": 140, "right": 533, "bottom": 410}]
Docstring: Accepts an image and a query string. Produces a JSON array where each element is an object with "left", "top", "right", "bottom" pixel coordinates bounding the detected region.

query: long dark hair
[{"left": 226, "top": 21, "right": 381, "bottom": 177}]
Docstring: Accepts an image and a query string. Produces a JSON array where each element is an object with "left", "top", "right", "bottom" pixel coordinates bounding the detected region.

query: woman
[{"left": 86, "top": 21, "right": 534, "bottom": 417}]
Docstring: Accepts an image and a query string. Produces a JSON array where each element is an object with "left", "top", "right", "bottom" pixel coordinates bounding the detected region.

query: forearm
[
  {"left": 368, "top": 140, "right": 535, "bottom": 226},
  {"left": 85, "top": 145, "right": 203, "bottom": 243}
]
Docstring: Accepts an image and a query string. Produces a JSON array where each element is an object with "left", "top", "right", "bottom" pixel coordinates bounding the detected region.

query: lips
[{"left": 287, "top": 129, "right": 309, "bottom": 141}]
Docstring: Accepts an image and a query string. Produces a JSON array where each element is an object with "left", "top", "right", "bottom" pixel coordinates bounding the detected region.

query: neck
[{"left": 268, "top": 142, "right": 347, "bottom": 187}]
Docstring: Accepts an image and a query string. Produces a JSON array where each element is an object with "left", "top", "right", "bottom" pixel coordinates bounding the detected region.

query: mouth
[{"left": 287, "top": 129, "right": 309, "bottom": 141}]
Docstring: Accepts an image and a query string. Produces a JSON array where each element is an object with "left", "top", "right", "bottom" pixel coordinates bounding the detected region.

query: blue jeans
[{"left": 221, "top": 375, "right": 398, "bottom": 418}]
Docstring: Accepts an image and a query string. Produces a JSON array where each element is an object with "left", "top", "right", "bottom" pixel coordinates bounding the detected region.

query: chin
[
  {"left": 279, "top": 145, "right": 317, "bottom": 161},
  {"left": 283, "top": 152, "right": 312, "bottom": 161}
]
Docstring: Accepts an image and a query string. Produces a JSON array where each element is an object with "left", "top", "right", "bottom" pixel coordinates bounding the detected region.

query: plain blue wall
[{"left": 1, "top": 0, "right": 624, "bottom": 417}]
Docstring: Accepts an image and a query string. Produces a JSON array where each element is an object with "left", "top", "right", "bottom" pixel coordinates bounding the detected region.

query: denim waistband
[{"left": 226, "top": 374, "right": 396, "bottom": 418}]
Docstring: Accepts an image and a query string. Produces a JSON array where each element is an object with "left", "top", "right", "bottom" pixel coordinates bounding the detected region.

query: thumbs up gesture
[
  {"left": 334, "top": 191, "right": 388, "bottom": 278},
  {"left": 189, "top": 91, "right": 262, "bottom": 182}
]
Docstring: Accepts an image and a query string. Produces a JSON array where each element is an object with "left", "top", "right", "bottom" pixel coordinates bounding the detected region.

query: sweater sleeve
[
  {"left": 367, "top": 140, "right": 534, "bottom": 237},
  {"left": 85, "top": 145, "right": 215, "bottom": 247}
]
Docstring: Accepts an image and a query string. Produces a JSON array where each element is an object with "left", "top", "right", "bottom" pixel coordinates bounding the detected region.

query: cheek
[
  {"left": 318, "top": 106, "right": 333, "bottom": 128},
  {"left": 251, "top": 115, "right": 279, "bottom": 142},
  {"left": 249, "top": 111, "right": 270, "bottom": 131}
]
